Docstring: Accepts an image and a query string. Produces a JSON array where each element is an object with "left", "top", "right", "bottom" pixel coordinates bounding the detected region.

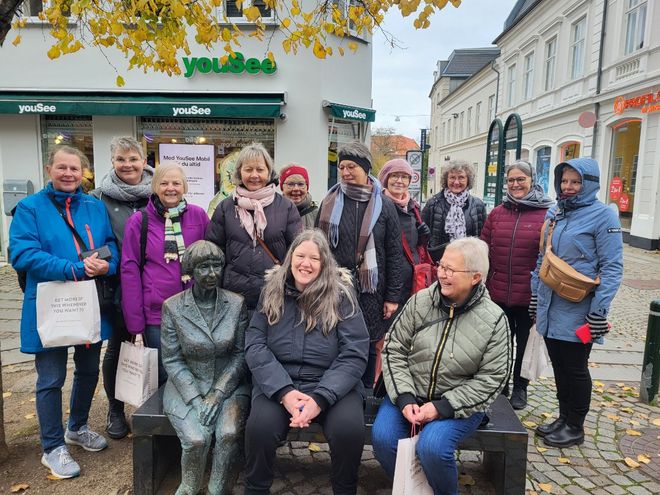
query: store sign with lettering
[
  {"left": 183, "top": 52, "right": 277, "bottom": 78},
  {"left": 613, "top": 91, "right": 660, "bottom": 115},
  {"left": 17, "top": 103, "right": 57, "bottom": 114},
  {"left": 609, "top": 176, "right": 623, "bottom": 201},
  {"left": 618, "top": 193, "right": 630, "bottom": 212}
]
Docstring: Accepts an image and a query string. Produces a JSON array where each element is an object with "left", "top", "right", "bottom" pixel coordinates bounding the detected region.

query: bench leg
[
  {"left": 483, "top": 442, "right": 527, "bottom": 495},
  {"left": 134, "top": 435, "right": 155, "bottom": 495}
]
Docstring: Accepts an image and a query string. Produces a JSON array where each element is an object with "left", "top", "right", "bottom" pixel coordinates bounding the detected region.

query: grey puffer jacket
[
  {"left": 421, "top": 189, "right": 487, "bottom": 262},
  {"left": 383, "top": 283, "right": 510, "bottom": 419}
]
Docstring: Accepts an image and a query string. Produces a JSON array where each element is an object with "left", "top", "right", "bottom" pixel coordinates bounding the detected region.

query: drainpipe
[
  {"left": 592, "top": 0, "right": 608, "bottom": 158},
  {"left": 491, "top": 59, "right": 500, "bottom": 118}
]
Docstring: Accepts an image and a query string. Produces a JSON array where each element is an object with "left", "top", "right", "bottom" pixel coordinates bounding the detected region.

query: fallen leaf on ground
[
  {"left": 616, "top": 382, "right": 626, "bottom": 387},
  {"left": 458, "top": 474, "right": 475, "bottom": 486},
  {"left": 629, "top": 420, "right": 640, "bottom": 426},
  {"left": 24, "top": 413, "right": 35, "bottom": 420},
  {"left": 625, "top": 429, "right": 642, "bottom": 436},
  {"left": 46, "top": 474, "right": 63, "bottom": 481},
  {"left": 652, "top": 418, "right": 660, "bottom": 426},
  {"left": 308, "top": 443, "right": 321, "bottom": 452},
  {"left": 558, "top": 457, "right": 571, "bottom": 464},
  {"left": 606, "top": 413, "right": 621, "bottom": 421},
  {"left": 29, "top": 397, "right": 35, "bottom": 402},
  {"left": 10, "top": 483, "right": 29, "bottom": 493},
  {"left": 594, "top": 381, "right": 605, "bottom": 388},
  {"left": 522, "top": 420, "right": 537, "bottom": 428},
  {"left": 2, "top": 391, "right": 12, "bottom": 399},
  {"left": 588, "top": 362, "right": 600, "bottom": 368},
  {"left": 541, "top": 412, "right": 552, "bottom": 419},
  {"left": 637, "top": 454, "right": 651, "bottom": 464},
  {"left": 620, "top": 407, "right": 634, "bottom": 413},
  {"left": 536, "top": 446, "right": 548, "bottom": 453},
  {"left": 624, "top": 457, "right": 640, "bottom": 468},
  {"left": 538, "top": 482, "right": 553, "bottom": 493}
]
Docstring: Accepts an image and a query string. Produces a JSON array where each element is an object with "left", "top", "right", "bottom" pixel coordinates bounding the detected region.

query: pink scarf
[
  {"left": 233, "top": 184, "right": 277, "bottom": 244},
  {"left": 383, "top": 189, "right": 410, "bottom": 211}
]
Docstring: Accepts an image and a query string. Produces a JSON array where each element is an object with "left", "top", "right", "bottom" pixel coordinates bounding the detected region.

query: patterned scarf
[
  {"left": 443, "top": 188, "right": 470, "bottom": 241},
  {"left": 153, "top": 195, "right": 188, "bottom": 280},
  {"left": 319, "top": 176, "right": 382, "bottom": 293},
  {"left": 233, "top": 183, "right": 277, "bottom": 245}
]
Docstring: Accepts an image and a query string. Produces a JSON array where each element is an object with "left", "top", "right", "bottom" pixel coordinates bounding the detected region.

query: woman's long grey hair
[{"left": 260, "top": 229, "right": 357, "bottom": 335}]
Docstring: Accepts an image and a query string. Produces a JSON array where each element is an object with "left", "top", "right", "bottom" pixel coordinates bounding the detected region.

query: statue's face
[{"left": 192, "top": 258, "right": 224, "bottom": 291}]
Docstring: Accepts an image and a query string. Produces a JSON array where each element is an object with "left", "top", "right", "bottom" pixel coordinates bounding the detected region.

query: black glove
[
  {"left": 528, "top": 294, "right": 537, "bottom": 321},
  {"left": 416, "top": 222, "right": 431, "bottom": 243},
  {"left": 586, "top": 313, "right": 609, "bottom": 340}
]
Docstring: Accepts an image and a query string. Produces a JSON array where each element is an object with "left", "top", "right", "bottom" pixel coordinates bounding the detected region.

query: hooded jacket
[
  {"left": 9, "top": 184, "right": 119, "bottom": 353},
  {"left": 531, "top": 158, "right": 623, "bottom": 343}
]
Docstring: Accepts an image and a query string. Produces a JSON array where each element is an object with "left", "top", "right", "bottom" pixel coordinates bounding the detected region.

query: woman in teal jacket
[
  {"left": 530, "top": 157, "right": 623, "bottom": 448},
  {"left": 10, "top": 146, "right": 118, "bottom": 479}
]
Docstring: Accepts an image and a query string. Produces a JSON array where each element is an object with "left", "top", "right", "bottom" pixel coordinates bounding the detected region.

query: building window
[
  {"left": 453, "top": 117, "right": 458, "bottom": 143},
  {"left": 624, "top": 0, "right": 647, "bottom": 55},
  {"left": 569, "top": 17, "right": 586, "bottom": 80},
  {"left": 475, "top": 102, "right": 481, "bottom": 133},
  {"left": 523, "top": 52, "right": 534, "bottom": 101},
  {"left": 40, "top": 116, "right": 94, "bottom": 190},
  {"left": 447, "top": 119, "right": 451, "bottom": 143},
  {"left": 441, "top": 122, "right": 446, "bottom": 146},
  {"left": 225, "top": 0, "right": 273, "bottom": 19},
  {"left": 609, "top": 119, "right": 641, "bottom": 229},
  {"left": 535, "top": 146, "right": 552, "bottom": 193},
  {"left": 459, "top": 112, "right": 464, "bottom": 140},
  {"left": 544, "top": 37, "right": 557, "bottom": 91},
  {"left": 466, "top": 107, "right": 472, "bottom": 137},
  {"left": 507, "top": 64, "right": 516, "bottom": 107},
  {"left": 487, "top": 94, "right": 495, "bottom": 123},
  {"left": 330, "top": 0, "right": 360, "bottom": 32}
]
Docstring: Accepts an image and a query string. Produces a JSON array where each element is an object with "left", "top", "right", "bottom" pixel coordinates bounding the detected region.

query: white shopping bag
[
  {"left": 36, "top": 279, "right": 101, "bottom": 348},
  {"left": 521, "top": 324, "right": 551, "bottom": 381},
  {"left": 392, "top": 434, "right": 433, "bottom": 495},
  {"left": 115, "top": 339, "right": 158, "bottom": 407}
]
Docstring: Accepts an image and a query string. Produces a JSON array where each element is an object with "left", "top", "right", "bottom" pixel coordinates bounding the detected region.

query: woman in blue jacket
[
  {"left": 9, "top": 146, "right": 119, "bottom": 479},
  {"left": 530, "top": 157, "right": 623, "bottom": 448}
]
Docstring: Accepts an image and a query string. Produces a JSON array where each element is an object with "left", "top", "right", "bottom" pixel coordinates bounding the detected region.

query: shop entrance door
[{"left": 608, "top": 120, "right": 641, "bottom": 231}]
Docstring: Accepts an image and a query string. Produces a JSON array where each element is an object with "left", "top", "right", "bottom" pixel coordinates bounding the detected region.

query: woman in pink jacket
[
  {"left": 121, "top": 163, "right": 209, "bottom": 386},
  {"left": 480, "top": 160, "right": 553, "bottom": 409}
]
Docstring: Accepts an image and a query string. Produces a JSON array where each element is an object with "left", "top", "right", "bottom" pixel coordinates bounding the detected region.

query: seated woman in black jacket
[{"left": 244, "top": 229, "right": 370, "bottom": 495}]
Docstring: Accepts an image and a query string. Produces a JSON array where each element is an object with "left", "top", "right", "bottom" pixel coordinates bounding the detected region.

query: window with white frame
[
  {"left": 523, "top": 52, "right": 534, "bottom": 100},
  {"left": 507, "top": 64, "right": 517, "bottom": 107},
  {"left": 330, "top": 0, "right": 360, "bottom": 32},
  {"left": 224, "top": 0, "right": 273, "bottom": 19},
  {"left": 442, "top": 122, "right": 446, "bottom": 145},
  {"left": 466, "top": 107, "right": 472, "bottom": 137},
  {"left": 447, "top": 119, "right": 451, "bottom": 143},
  {"left": 624, "top": 0, "right": 647, "bottom": 55},
  {"left": 459, "top": 112, "right": 464, "bottom": 140},
  {"left": 569, "top": 17, "right": 586, "bottom": 80},
  {"left": 475, "top": 102, "right": 481, "bottom": 133},
  {"left": 488, "top": 94, "right": 495, "bottom": 123},
  {"left": 544, "top": 37, "right": 557, "bottom": 91},
  {"left": 453, "top": 117, "right": 458, "bottom": 142}
]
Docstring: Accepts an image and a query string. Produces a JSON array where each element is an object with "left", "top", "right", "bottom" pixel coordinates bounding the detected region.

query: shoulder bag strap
[
  {"left": 539, "top": 218, "right": 556, "bottom": 253},
  {"left": 400, "top": 231, "right": 415, "bottom": 266},
  {"left": 140, "top": 210, "right": 148, "bottom": 272},
  {"left": 47, "top": 194, "right": 89, "bottom": 255},
  {"left": 257, "top": 236, "right": 281, "bottom": 265}
]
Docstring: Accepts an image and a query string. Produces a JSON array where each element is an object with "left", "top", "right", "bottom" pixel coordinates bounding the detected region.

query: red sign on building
[
  {"left": 618, "top": 193, "right": 630, "bottom": 212},
  {"left": 609, "top": 176, "right": 623, "bottom": 201}
]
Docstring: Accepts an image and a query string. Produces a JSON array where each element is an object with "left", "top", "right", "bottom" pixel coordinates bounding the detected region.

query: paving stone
[
  {"left": 601, "top": 450, "right": 623, "bottom": 461},
  {"left": 574, "top": 477, "right": 596, "bottom": 490},
  {"left": 607, "top": 474, "right": 634, "bottom": 486},
  {"left": 627, "top": 486, "right": 652, "bottom": 495},
  {"left": 557, "top": 466, "right": 581, "bottom": 478},
  {"left": 604, "top": 485, "right": 627, "bottom": 495},
  {"left": 589, "top": 458, "right": 610, "bottom": 468},
  {"left": 573, "top": 466, "right": 598, "bottom": 477},
  {"left": 292, "top": 448, "right": 309, "bottom": 457},
  {"left": 548, "top": 471, "right": 571, "bottom": 486},
  {"left": 532, "top": 462, "right": 554, "bottom": 473},
  {"left": 565, "top": 485, "right": 592, "bottom": 495}
]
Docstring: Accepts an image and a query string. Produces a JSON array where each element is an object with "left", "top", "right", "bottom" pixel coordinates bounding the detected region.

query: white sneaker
[
  {"left": 65, "top": 425, "right": 108, "bottom": 452},
  {"left": 41, "top": 445, "right": 81, "bottom": 479}
]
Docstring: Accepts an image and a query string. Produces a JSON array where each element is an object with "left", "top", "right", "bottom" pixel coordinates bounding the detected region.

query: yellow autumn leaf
[
  {"left": 11, "top": 35, "right": 21, "bottom": 46},
  {"left": 652, "top": 418, "right": 660, "bottom": 426},
  {"left": 24, "top": 413, "right": 35, "bottom": 420},
  {"left": 313, "top": 39, "right": 326, "bottom": 59},
  {"left": 541, "top": 412, "right": 552, "bottom": 418},
  {"left": 558, "top": 457, "right": 571, "bottom": 464},
  {"left": 458, "top": 473, "right": 475, "bottom": 486},
  {"left": 625, "top": 429, "right": 642, "bottom": 436},
  {"left": 594, "top": 381, "right": 605, "bottom": 388},
  {"left": 243, "top": 6, "right": 261, "bottom": 22},
  {"left": 522, "top": 420, "right": 537, "bottom": 429},
  {"left": 267, "top": 52, "right": 275, "bottom": 63},
  {"left": 620, "top": 407, "right": 633, "bottom": 413},
  {"left": 116, "top": 75, "right": 126, "bottom": 87},
  {"left": 47, "top": 46, "right": 61, "bottom": 60},
  {"left": 338, "top": 46, "right": 345, "bottom": 56},
  {"left": 111, "top": 23, "right": 122, "bottom": 36},
  {"left": 10, "top": 483, "right": 30, "bottom": 493},
  {"left": 171, "top": 2, "right": 186, "bottom": 17},
  {"left": 606, "top": 413, "right": 621, "bottom": 421},
  {"left": 46, "top": 474, "right": 63, "bottom": 481},
  {"left": 536, "top": 446, "right": 548, "bottom": 453},
  {"left": 624, "top": 457, "right": 640, "bottom": 468},
  {"left": 538, "top": 482, "right": 553, "bottom": 493},
  {"left": 637, "top": 454, "right": 651, "bottom": 464},
  {"left": 2, "top": 391, "right": 12, "bottom": 399},
  {"left": 629, "top": 419, "right": 640, "bottom": 426},
  {"left": 308, "top": 442, "right": 321, "bottom": 452},
  {"left": 616, "top": 382, "right": 626, "bottom": 387},
  {"left": 281, "top": 18, "right": 291, "bottom": 29},
  {"left": 347, "top": 41, "right": 358, "bottom": 52},
  {"left": 222, "top": 28, "right": 232, "bottom": 42}
]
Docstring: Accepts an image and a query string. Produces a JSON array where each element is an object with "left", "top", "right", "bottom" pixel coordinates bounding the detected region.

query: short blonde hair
[
  {"left": 47, "top": 145, "right": 87, "bottom": 168},
  {"left": 232, "top": 142, "right": 277, "bottom": 187},
  {"left": 152, "top": 163, "right": 188, "bottom": 194}
]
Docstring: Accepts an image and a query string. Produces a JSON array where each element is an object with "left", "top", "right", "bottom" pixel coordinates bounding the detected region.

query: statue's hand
[{"left": 198, "top": 392, "right": 224, "bottom": 426}]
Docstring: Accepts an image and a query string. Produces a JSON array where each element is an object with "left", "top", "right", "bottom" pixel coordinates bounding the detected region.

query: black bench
[{"left": 132, "top": 390, "right": 527, "bottom": 495}]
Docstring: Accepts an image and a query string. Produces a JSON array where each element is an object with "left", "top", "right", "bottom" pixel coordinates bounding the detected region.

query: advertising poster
[{"left": 158, "top": 143, "right": 215, "bottom": 209}]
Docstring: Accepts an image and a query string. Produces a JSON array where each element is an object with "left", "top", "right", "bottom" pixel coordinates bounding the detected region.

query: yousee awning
[
  {"left": 0, "top": 92, "right": 286, "bottom": 119},
  {"left": 322, "top": 100, "right": 376, "bottom": 123}
]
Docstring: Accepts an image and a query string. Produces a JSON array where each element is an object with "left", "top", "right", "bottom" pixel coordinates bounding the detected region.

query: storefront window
[
  {"left": 608, "top": 119, "right": 641, "bottom": 230},
  {"left": 138, "top": 117, "right": 275, "bottom": 197},
  {"left": 535, "top": 146, "right": 552, "bottom": 193},
  {"left": 327, "top": 119, "right": 362, "bottom": 188},
  {"left": 40, "top": 115, "right": 94, "bottom": 191},
  {"left": 560, "top": 142, "right": 580, "bottom": 161}
]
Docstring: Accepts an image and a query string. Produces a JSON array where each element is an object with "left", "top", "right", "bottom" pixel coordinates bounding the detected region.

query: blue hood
[{"left": 554, "top": 157, "right": 600, "bottom": 209}]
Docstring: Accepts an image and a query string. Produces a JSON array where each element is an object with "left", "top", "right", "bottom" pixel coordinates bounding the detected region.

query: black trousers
[
  {"left": 244, "top": 390, "right": 365, "bottom": 495},
  {"left": 545, "top": 337, "right": 593, "bottom": 427},
  {"left": 500, "top": 305, "right": 532, "bottom": 390},
  {"left": 101, "top": 309, "right": 131, "bottom": 413}
]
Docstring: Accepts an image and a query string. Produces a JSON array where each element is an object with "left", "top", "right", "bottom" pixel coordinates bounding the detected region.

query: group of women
[{"left": 10, "top": 137, "right": 622, "bottom": 493}]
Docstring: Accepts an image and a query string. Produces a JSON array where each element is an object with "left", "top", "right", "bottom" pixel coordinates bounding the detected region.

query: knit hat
[
  {"left": 279, "top": 165, "right": 310, "bottom": 189},
  {"left": 378, "top": 158, "right": 413, "bottom": 187},
  {"left": 338, "top": 150, "right": 371, "bottom": 174}
]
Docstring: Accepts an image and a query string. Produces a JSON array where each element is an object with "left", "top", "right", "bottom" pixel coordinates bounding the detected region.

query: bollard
[{"left": 640, "top": 299, "right": 660, "bottom": 405}]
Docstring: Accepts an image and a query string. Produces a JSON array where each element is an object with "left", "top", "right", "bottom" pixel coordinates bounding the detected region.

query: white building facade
[
  {"left": 429, "top": 0, "right": 660, "bottom": 249},
  {"left": 0, "top": 1, "right": 374, "bottom": 256}
]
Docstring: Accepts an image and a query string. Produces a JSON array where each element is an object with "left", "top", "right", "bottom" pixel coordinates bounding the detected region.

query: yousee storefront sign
[
  {"left": 182, "top": 52, "right": 277, "bottom": 78},
  {"left": 613, "top": 91, "right": 660, "bottom": 115}
]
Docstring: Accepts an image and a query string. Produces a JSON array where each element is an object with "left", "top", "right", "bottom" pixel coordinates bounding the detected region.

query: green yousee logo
[{"left": 183, "top": 52, "right": 277, "bottom": 78}]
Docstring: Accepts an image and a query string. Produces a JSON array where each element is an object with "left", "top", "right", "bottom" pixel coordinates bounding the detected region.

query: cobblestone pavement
[{"left": 1, "top": 246, "right": 660, "bottom": 494}]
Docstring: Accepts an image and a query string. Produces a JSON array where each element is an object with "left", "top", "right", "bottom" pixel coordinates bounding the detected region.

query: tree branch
[{"left": 0, "top": 0, "right": 24, "bottom": 46}]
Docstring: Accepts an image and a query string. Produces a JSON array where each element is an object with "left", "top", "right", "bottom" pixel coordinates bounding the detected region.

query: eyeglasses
[
  {"left": 506, "top": 177, "right": 529, "bottom": 185},
  {"left": 283, "top": 181, "right": 307, "bottom": 189},
  {"left": 389, "top": 173, "right": 411, "bottom": 183},
  {"left": 113, "top": 157, "right": 143, "bottom": 164},
  {"left": 437, "top": 264, "right": 474, "bottom": 278},
  {"left": 338, "top": 163, "right": 358, "bottom": 171}
]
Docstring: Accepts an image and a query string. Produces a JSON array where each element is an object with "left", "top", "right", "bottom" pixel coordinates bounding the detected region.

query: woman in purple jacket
[
  {"left": 480, "top": 160, "right": 553, "bottom": 409},
  {"left": 121, "top": 163, "right": 209, "bottom": 385}
]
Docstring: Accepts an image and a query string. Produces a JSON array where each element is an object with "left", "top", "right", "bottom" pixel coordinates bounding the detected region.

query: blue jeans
[
  {"left": 35, "top": 342, "right": 102, "bottom": 453},
  {"left": 144, "top": 325, "right": 167, "bottom": 387},
  {"left": 372, "top": 397, "right": 485, "bottom": 495}
]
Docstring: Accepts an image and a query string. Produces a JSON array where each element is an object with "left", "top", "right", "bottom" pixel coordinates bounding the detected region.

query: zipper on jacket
[
  {"left": 427, "top": 305, "right": 455, "bottom": 401},
  {"left": 85, "top": 224, "right": 95, "bottom": 250},
  {"left": 506, "top": 210, "right": 522, "bottom": 307}
]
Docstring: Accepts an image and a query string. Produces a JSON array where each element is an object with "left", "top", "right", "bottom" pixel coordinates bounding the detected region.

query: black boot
[
  {"left": 543, "top": 423, "right": 584, "bottom": 448},
  {"left": 535, "top": 416, "right": 566, "bottom": 437},
  {"left": 106, "top": 403, "right": 129, "bottom": 440},
  {"left": 509, "top": 387, "right": 527, "bottom": 410}
]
